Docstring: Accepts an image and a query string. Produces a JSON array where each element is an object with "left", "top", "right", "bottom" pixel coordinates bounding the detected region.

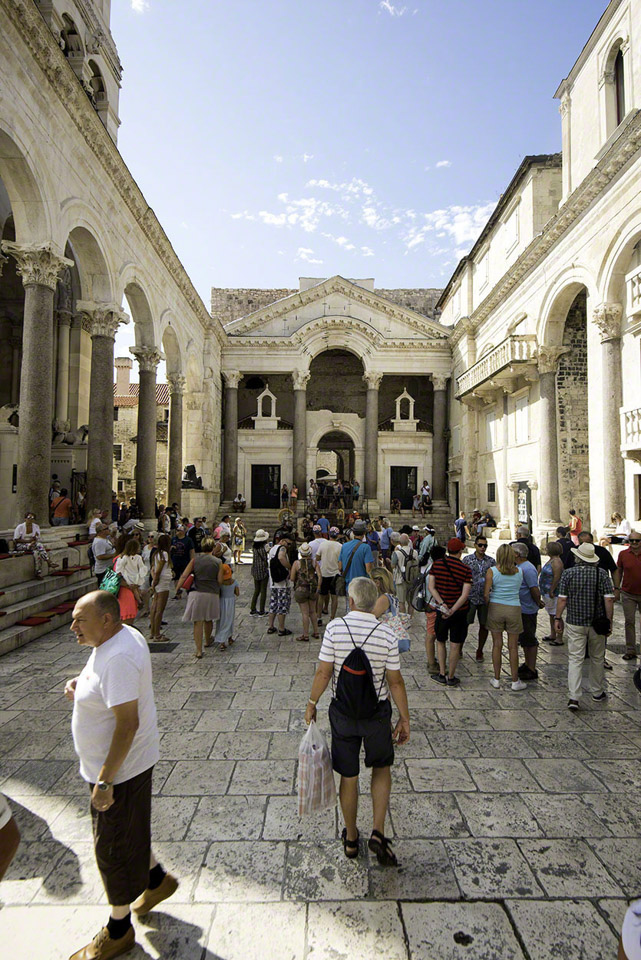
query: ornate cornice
[
  {"left": 222, "top": 370, "right": 242, "bottom": 389},
  {"left": 224, "top": 275, "right": 451, "bottom": 342},
  {"left": 536, "top": 345, "right": 570, "bottom": 375},
  {"left": 1, "top": 241, "right": 73, "bottom": 291},
  {"left": 592, "top": 302, "right": 623, "bottom": 342},
  {"left": 76, "top": 300, "right": 129, "bottom": 339},
  {"left": 1, "top": 0, "right": 225, "bottom": 344},
  {"left": 292, "top": 370, "right": 311, "bottom": 390},
  {"left": 363, "top": 371, "right": 383, "bottom": 390},
  {"left": 167, "top": 373, "right": 186, "bottom": 396},
  {"left": 130, "top": 345, "right": 163, "bottom": 372}
]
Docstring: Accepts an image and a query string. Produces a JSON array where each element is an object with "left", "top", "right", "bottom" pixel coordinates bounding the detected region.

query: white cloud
[
  {"left": 361, "top": 246, "right": 375, "bottom": 257},
  {"left": 273, "top": 155, "right": 283, "bottom": 163},
  {"left": 436, "top": 160, "right": 452, "bottom": 168},
  {"left": 302, "top": 153, "right": 314, "bottom": 163},
  {"left": 130, "top": 0, "right": 150, "bottom": 12},
  {"left": 380, "top": 0, "right": 407, "bottom": 15},
  {"left": 295, "top": 247, "right": 323, "bottom": 265}
]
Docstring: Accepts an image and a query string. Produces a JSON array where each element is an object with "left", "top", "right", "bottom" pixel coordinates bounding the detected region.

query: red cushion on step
[{"left": 18, "top": 617, "right": 52, "bottom": 626}]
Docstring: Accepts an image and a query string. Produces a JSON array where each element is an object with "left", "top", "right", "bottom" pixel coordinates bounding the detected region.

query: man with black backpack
[{"left": 304, "top": 577, "right": 410, "bottom": 867}]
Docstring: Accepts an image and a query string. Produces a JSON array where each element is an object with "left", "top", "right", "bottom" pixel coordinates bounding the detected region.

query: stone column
[
  {"left": 292, "top": 369, "right": 310, "bottom": 493},
  {"left": 2, "top": 242, "right": 73, "bottom": 522},
  {"left": 593, "top": 303, "right": 625, "bottom": 519},
  {"left": 431, "top": 374, "right": 449, "bottom": 501},
  {"left": 10, "top": 324, "right": 21, "bottom": 404},
  {"left": 363, "top": 371, "right": 382, "bottom": 500},
  {"left": 78, "top": 301, "right": 129, "bottom": 513},
  {"left": 536, "top": 346, "right": 568, "bottom": 525},
  {"left": 167, "top": 373, "right": 186, "bottom": 509},
  {"left": 131, "top": 346, "right": 162, "bottom": 520},
  {"left": 223, "top": 370, "right": 241, "bottom": 500},
  {"left": 54, "top": 310, "right": 73, "bottom": 427}
]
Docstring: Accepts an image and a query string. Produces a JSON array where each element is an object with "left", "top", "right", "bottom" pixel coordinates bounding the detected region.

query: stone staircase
[{"left": 0, "top": 525, "right": 94, "bottom": 657}]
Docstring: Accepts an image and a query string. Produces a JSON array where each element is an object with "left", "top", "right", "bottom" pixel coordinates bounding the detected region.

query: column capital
[
  {"left": 593, "top": 302, "right": 623, "bottom": 342},
  {"left": 223, "top": 370, "right": 242, "bottom": 389},
  {"left": 536, "top": 345, "right": 570, "bottom": 375},
  {"left": 77, "top": 300, "right": 130, "bottom": 339},
  {"left": 363, "top": 371, "right": 383, "bottom": 390},
  {"left": 431, "top": 374, "right": 449, "bottom": 392},
  {"left": 167, "top": 373, "right": 186, "bottom": 396},
  {"left": 1, "top": 241, "right": 73, "bottom": 292},
  {"left": 292, "top": 369, "right": 311, "bottom": 391},
  {"left": 131, "top": 345, "right": 163, "bottom": 373},
  {"left": 0, "top": 250, "right": 8, "bottom": 278},
  {"left": 56, "top": 309, "right": 73, "bottom": 328}
]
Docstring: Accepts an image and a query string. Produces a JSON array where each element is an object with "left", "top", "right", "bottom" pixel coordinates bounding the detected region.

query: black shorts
[
  {"left": 91, "top": 766, "right": 153, "bottom": 906},
  {"left": 320, "top": 575, "right": 338, "bottom": 596},
  {"left": 519, "top": 611, "right": 539, "bottom": 648},
  {"left": 435, "top": 608, "right": 469, "bottom": 645},
  {"left": 328, "top": 699, "right": 394, "bottom": 778}
]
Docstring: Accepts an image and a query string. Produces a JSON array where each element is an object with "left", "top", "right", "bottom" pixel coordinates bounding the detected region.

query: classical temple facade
[
  {"left": 0, "top": 0, "right": 225, "bottom": 530},
  {"left": 442, "top": 0, "right": 641, "bottom": 541},
  {"left": 216, "top": 277, "right": 450, "bottom": 514}
]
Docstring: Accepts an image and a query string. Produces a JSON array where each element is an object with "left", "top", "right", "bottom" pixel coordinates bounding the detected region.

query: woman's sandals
[
  {"left": 341, "top": 828, "right": 359, "bottom": 859},
  {"left": 368, "top": 830, "right": 398, "bottom": 866}
]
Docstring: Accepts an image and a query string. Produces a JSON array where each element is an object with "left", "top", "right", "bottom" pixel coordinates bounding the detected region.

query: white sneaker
[
  {"left": 490, "top": 678, "right": 500, "bottom": 689},
  {"left": 511, "top": 679, "right": 527, "bottom": 691}
]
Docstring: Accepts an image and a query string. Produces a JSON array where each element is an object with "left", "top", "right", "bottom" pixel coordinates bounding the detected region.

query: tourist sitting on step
[
  {"left": 13, "top": 511, "right": 58, "bottom": 579},
  {"left": 232, "top": 492, "right": 246, "bottom": 513}
]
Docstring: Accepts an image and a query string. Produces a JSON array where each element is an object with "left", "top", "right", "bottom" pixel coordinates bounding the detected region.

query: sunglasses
[
  {"left": 630, "top": 539, "right": 641, "bottom": 544},
  {"left": 477, "top": 543, "right": 488, "bottom": 548}
]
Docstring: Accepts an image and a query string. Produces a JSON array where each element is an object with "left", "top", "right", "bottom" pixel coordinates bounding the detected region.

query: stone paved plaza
[{"left": 0, "top": 561, "right": 640, "bottom": 959}]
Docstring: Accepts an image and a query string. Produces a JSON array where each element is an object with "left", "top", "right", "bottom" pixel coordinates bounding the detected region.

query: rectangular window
[
  {"left": 113, "top": 444, "right": 123, "bottom": 463},
  {"left": 164, "top": 408, "right": 169, "bottom": 421},
  {"left": 117, "top": 479, "right": 125, "bottom": 492},
  {"left": 487, "top": 482, "right": 496, "bottom": 503},
  {"left": 113, "top": 407, "right": 119, "bottom": 421},
  {"left": 505, "top": 204, "right": 520, "bottom": 252},
  {"left": 514, "top": 394, "right": 529, "bottom": 444}
]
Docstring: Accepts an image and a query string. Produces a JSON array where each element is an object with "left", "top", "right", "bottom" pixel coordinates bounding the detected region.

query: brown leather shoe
[
  {"left": 131, "top": 872, "right": 179, "bottom": 916},
  {"left": 69, "top": 925, "right": 135, "bottom": 960}
]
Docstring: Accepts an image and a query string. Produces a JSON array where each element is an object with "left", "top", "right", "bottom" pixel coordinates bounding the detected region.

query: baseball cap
[
  {"left": 313, "top": 524, "right": 322, "bottom": 532},
  {"left": 447, "top": 537, "right": 465, "bottom": 552},
  {"left": 353, "top": 519, "right": 367, "bottom": 534}
]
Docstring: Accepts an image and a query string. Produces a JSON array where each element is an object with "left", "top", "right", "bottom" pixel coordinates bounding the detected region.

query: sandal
[
  {"left": 218, "top": 643, "right": 227, "bottom": 650},
  {"left": 545, "top": 638, "right": 564, "bottom": 646},
  {"left": 312, "top": 633, "right": 320, "bottom": 639},
  {"left": 267, "top": 627, "right": 277, "bottom": 634},
  {"left": 278, "top": 629, "right": 292, "bottom": 636},
  {"left": 228, "top": 637, "right": 235, "bottom": 645},
  {"left": 341, "top": 827, "right": 359, "bottom": 859},
  {"left": 193, "top": 654, "right": 203, "bottom": 661},
  {"left": 368, "top": 830, "right": 398, "bottom": 867},
  {"left": 295, "top": 635, "right": 309, "bottom": 643}
]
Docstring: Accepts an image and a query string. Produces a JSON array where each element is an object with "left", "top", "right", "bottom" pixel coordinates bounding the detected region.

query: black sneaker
[
  {"left": 592, "top": 691, "right": 607, "bottom": 702},
  {"left": 431, "top": 673, "right": 447, "bottom": 685},
  {"left": 249, "top": 611, "right": 259, "bottom": 616},
  {"left": 603, "top": 660, "right": 613, "bottom": 671},
  {"left": 518, "top": 666, "right": 539, "bottom": 681},
  {"left": 568, "top": 699, "right": 579, "bottom": 711},
  {"left": 446, "top": 676, "right": 461, "bottom": 687}
]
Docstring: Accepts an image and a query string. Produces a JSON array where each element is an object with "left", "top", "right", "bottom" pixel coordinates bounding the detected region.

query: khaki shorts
[{"left": 487, "top": 603, "right": 523, "bottom": 634}]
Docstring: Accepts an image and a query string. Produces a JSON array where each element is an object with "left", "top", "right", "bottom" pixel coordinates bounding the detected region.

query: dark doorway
[
  {"left": 453, "top": 480, "right": 460, "bottom": 518},
  {"left": 251, "top": 464, "right": 281, "bottom": 508},
  {"left": 390, "top": 466, "right": 417, "bottom": 510},
  {"left": 517, "top": 481, "right": 532, "bottom": 530},
  {"left": 317, "top": 430, "right": 355, "bottom": 481}
]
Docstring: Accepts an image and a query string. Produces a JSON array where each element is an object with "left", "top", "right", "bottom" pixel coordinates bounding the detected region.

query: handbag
[
  {"left": 590, "top": 567, "right": 610, "bottom": 636},
  {"left": 383, "top": 594, "right": 411, "bottom": 652},
  {"left": 99, "top": 566, "right": 122, "bottom": 596},
  {"left": 182, "top": 573, "right": 194, "bottom": 591},
  {"left": 335, "top": 540, "right": 362, "bottom": 597}
]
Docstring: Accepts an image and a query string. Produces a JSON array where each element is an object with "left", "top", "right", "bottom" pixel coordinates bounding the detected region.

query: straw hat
[
  {"left": 254, "top": 529, "right": 270, "bottom": 542},
  {"left": 570, "top": 542, "right": 599, "bottom": 564},
  {"left": 299, "top": 542, "right": 312, "bottom": 557}
]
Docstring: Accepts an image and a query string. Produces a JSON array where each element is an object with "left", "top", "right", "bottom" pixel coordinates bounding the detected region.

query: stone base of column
[
  {"left": 182, "top": 489, "right": 213, "bottom": 519},
  {"left": 363, "top": 499, "right": 381, "bottom": 516}
]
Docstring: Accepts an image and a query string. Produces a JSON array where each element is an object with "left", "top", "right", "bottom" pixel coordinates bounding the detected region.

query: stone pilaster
[
  {"left": 54, "top": 310, "right": 73, "bottom": 428},
  {"left": 536, "top": 346, "right": 568, "bottom": 525},
  {"left": 131, "top": 346, "right": 162, "bottom": 519},
  {"left": 78, "top": 300, "right": 129, "bottom": 513},
  {"left": 431, "top": 374, "right": 449, "bottom": 501},
  {"left": 593, "top": 303, "right": 625, "bottom": 520},
  {"left": 292, "top": 369, "right": 310, "bottom": 494},
  {"left": 223, "top": 370, "right": 241, "bottom": 500},
  {"left": 2, "top": 242, "right": 73, "bottom": 522},
  {"left": 363, "top": 371, "right": 382, "bottom": 501},
  {"left": 167, "top": 373, "right": 186, "bottom": 508}
]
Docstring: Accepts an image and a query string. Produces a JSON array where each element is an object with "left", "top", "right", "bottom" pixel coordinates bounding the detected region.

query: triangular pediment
[{"left": 223, "top": 276, "right": 450, "bottom": 342}]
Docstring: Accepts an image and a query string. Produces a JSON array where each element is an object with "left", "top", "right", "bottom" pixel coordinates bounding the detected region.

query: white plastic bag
[{"left": 297, "top": 720, "right": 336, "bottom": 816}]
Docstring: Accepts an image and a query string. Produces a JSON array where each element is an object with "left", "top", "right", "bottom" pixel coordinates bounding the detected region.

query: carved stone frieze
[{"left": 1, "top": 242, "right": 73, "bottom": 291}]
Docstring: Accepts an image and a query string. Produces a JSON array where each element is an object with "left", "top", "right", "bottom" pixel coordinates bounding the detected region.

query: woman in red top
[{"left": 568, "top": 510, "right": 582, "bottom": 546}]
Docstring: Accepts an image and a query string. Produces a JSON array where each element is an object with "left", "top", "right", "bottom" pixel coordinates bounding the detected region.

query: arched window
[
  {"left": 614, "top": 47, "right": 625, "bottom": 126},
  {"left": 60, "top": 14, "right": 83, "bottom": 57}
]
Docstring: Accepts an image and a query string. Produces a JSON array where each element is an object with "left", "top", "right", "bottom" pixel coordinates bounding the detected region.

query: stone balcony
[
  {"left": 621, "top": 403, "right": 641, "bottom": 462},
  {"left": 456, "top": 335, "right": 538, "bottom": 399}
]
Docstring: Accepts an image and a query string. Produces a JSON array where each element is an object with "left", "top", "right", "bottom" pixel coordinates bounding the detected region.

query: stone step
[
  {"left": 0, "top": 569, "right": 92, "bottom": 628},
  {"left": 0, "top": 575, "right": 94, "bottom": 657}
]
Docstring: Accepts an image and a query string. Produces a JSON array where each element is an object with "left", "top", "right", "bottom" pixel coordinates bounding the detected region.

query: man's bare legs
[{"left": 339, "top": 775, "right": 358, "bottom": 842}]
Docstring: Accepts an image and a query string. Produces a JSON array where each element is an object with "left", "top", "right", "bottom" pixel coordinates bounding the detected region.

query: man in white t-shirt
[
  {"left": 304, "top": 577, "right": 410, "bottom": 867},
  {"left": 65, "top": 591, "right": 177, "bottom": 959},
  {"left": 315, "top": 527, "right": 342, "bottom": 622}
]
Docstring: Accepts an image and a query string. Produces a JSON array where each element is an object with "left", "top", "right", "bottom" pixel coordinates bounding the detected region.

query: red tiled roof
[{"left": 113, "top": 383, "right": 169, "bottom": 406}]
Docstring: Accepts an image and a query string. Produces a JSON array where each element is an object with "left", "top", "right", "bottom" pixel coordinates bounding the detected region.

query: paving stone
[
  {"left": 506, "top": 899, "right": 617, "bottom": 960},
  {"left": 394, "top": 731, "right": 435, "bottom": 758},
  {"left": 160, "top": 760, "right": 234, "bottom": 795},
  {"left": 209, "top": 731, "right": 270, "bottom": 759},
  {"left": 284, "top": 840, "right": 369, "bottom": 900},
  {"left": 522, "top": 793, "right": 613, "bottom": 838},
  {"left": 483, "top": 710, "right": 544, "bottom": 730},
  {"left": 402, "top": 901, "right": 526, "bottom": 960},
  {"left": 581, "top": 793, "right": 641, "bottom": 836},
  {"left": 445, "top": 839, "right": 543, "bottom": 898},
  {"left": 0, "top": 839, "right": 69, "bottom": 904},
  {"left": 228, "top": 759, "right": 295, "bottom": 795},
  {"left": 468, "top": 732, "right": 537, "bottom": 758},
  {"left": 521, "top": 731, "right": 591, "bottom": 758},
  {"left": 436, "top": 708, "right": 493, "bottom": 730},
  {"left": 524, "top": 758, "right": 608, "bottom": 792},
  {"left": 159, "top": 731, "right": 218, "bottom": 759},
  {"left": 195, "top": 840, "right": 286, "bottom": 902},
  {"left": 191, "top": 709, "right": 241, "bottom": 731},
  {"left": 236, "top": 708, "right": 291, "bottom": 731},
  {"left": 263, "top": 795, "right": 336, "bottom": 841},
  {"left": 406, "top": 758, "right": 477, "bottom": 792},
  {"left": 585, "top": 758, "right": 641, "bottom": 791},
  {"left": 187, "top": 795, "right": 267, "bottom": 840},
  {"left": 7, "top": 759, "right": 75, "bottom": 795},
  {"left": 569, "top": 732, "right": 637, "bottom": 758},
  {"left": 369, "top": 838, "right": 459, "bottom": 899},
  {"left": 4, "top": 794, "right": 71, "bottom": 841},
  {"left": 308, "top": 900, "right": 407, "bottom": 960},
  {"left": 389, "top": 792, "right": 469, "bottom": 839},
  {"left": 519, "top": 838, "right": 624, "bottom": 897},
  {"left": 209, "top": 902, "right": 306, "bottom": 960},
  {"left": 589, "top": 838, "right": 641, "bottom": 896},
  {"left": 598, "top": 898, "right": 629, "bottom": 938},
  {"left": 456, "top": 793, "right": 542, "bottom": 838},
  {"left": 466, "top": 759, "right": 540, "bottom": 792},
  {"left": 427, "top": 731, "right": 479, "bottom": 758}
]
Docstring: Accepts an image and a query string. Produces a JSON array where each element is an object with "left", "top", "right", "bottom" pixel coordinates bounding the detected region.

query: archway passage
[{"left": 315, "top": 430, "right": 356, "bottom": 511}]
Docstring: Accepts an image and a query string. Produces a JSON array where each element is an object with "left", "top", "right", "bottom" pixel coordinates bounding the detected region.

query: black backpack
[
  {"left": 334, "top": 620, "right": 385, "bottom": 720},
  {"left": 269, "top": 547, "right": 289, "bottom": 583}
]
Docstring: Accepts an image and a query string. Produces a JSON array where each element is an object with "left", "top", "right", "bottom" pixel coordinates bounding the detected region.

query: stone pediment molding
[{"left": 224, "top": 275, "right": 451, "bottom": 342}]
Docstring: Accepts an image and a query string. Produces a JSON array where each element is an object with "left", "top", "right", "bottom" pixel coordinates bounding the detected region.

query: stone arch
[
  {"left": 123, "top": 280, "right": 157, "bottom": 348},
  {"left": 0, "top": 125, "right": 50, "bottom": 243},
  {"left": 308, "top": 419, "right": 362, "bottom": 451},
  {"left": 599, "top": 214, "right": 641, "bottom": 309},
  {"left": 537, "top": 266, "right": 598, "bottom": 346},
  {"left": 66, "top": 224, "right": 113, "bottom": 302},
  {"left": 295, "top": 318, "right": 380, "bottom": 373},
  {"left": 160, "top": 320, "right": 183, "bottom": 377}
]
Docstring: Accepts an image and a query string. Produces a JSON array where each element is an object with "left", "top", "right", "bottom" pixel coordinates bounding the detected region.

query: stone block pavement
[{"left": 0, "top": 558, "right": 639, "bottom": 958}]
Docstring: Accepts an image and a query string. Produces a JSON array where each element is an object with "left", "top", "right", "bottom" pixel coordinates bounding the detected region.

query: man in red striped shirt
[{"left": 427, "top": 538, "right": 472, "bottom": 686}]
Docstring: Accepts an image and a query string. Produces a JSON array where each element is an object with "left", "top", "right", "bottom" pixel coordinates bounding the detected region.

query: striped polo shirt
[{"left": 319, "top": 611, "right": 400, "bottom": 700}]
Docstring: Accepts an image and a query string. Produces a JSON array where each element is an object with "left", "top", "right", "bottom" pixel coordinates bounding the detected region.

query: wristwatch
[{"left": 97, "top": 780, "right": 113, "bottom": 791}]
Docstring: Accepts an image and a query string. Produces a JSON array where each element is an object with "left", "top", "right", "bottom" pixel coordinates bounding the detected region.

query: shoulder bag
[{"left": 591, "top": 567, "right": 611, "bottom": 636}]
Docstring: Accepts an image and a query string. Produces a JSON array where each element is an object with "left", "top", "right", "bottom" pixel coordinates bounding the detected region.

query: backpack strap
[{"left": 342, "top": 540, "right": 363, "bottom": 578}]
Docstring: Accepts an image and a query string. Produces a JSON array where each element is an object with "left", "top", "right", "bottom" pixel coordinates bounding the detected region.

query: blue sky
[{"left": 111, "top": 0, "right": 608, "bottom": 315}]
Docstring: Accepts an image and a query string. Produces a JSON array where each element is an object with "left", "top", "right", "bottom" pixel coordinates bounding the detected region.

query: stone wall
[
  {"left": 375, "top": 288, "right": 442, "bottom": 318},
  {"left": 556, "top": 290, "right": 590, "bottom": 526}
]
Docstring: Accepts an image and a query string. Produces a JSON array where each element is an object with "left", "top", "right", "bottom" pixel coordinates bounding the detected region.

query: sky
[{"left": 111, "top": 0, "right": 609, "bottom": 368}]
